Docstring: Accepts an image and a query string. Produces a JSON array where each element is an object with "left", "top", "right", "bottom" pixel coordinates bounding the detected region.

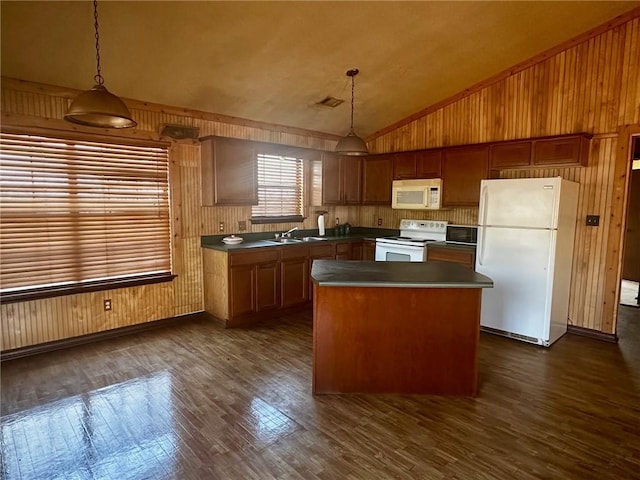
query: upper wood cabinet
[
  {"left": 488, "top": 134, "right": 591, "bottom": 170},
  {"left": 362, "top": 155, "right": 393, "bottom": 204},
  {"left": 393, "top": 150, "right": 442, "bottom": 180},
  {"left": 322, "top": 153, "right": 362, "bottom": 205},
  {"left": 532, "top": 135, "right": 590, "bottom": 167},
  {"left": 416, "top": 150, "right": 442, "bottom": 178},
  {"left": 489, "top": 141, "right": 532, "bottom": 169},
  {"left": 201, "top": 136, "right": 257, "bottom": 206},
  {"left": 442, "top": 145, "right": 489, "bottom": 207},
  {"left": 393, "top": 152, "right": 417, "bottom": 179}
]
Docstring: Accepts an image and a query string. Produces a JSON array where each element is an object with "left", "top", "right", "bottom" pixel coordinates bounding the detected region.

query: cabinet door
[
  {"left": 532, "top": 136, "right": 589, "bottom": 166},
  {"left": 322, "top": 152, "right": 343, "bottom": 205},
  {"left": 256, "top": 262, "right": 279, "bottom": 312},
  {"left": 416, "top": 150, "right": 442, "bottom": 178},
  {"left": 229, "top": 264, "right": 255, "bottom": 318},
  {"left": 362, "top": 155, "right": 393, "bottom": 205},
  {"left": 363, "top": 240, "right": 376, "bottom": 261},
  {"left": 351, "top": 242, "right": 364, "bottom": 260},
  {"left": 343, "top": 157, "right": 363, "bottom": 205},
  {"left": 281, "top": 258, "right": 308, "bottom": 307},
  {"left": 308, "top": 243, "right": 336, "bottom": 300},
  {"left": 489, "top": 141, "right": 532, "bottom": 169},
  {"left": 442, "top": 145, "right": 489, "bottom": 207},
  {"left": 335, "top": 242, "right": 352, "bottom": 260},
  {"left": 202, "top": 137, "right": 257, "bottom": 206},
  {"left": 393, "top": 152, "right": 417, "bottom": 179}
]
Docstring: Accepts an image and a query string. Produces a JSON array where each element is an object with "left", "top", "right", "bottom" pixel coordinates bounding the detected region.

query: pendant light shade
[
  {"left": 335, "top": 68, "right": 368, "bottom": 156},
  {"left": 65, "top": 85, "right": 136, "bottom": 128},
  {"left": 64, "top": 0, "right": 136, "bottom": 129}
]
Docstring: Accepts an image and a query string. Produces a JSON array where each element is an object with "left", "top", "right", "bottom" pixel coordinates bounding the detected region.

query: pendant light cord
[
  {"left": 93, "top": 0, "right": 104, "bottom": 86},
  {"left": 350, "top": 74, "right": 355, "bottom": 131}
]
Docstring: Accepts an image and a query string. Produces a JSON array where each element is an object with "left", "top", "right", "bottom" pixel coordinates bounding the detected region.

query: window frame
[
  {"left": 250, "top": 147, "right": 306, "bottom": 224},
  {"left": 0, "top": 127, "right": 175, "bottom": 304}
]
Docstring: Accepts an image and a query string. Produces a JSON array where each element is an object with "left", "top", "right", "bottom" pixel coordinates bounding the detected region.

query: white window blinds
[
  {"left": 0, "top": 132, "right": 171, "bottom": 296},
  {"left": 252, "top": 153, "right": 304, "bottom": 220}
]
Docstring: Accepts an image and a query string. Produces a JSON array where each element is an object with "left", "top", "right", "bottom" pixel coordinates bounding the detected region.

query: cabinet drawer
[
  {"left": 229, "top": 248, "right": 279, "bottom": 266},
  {"left": 281, "top": 244, "right": 309, "bottom": 260},
  {"left": 427, "top": 246, "right": 475, "bottom": 269},
  {"left": 309, "top": 243, "right": 335, "bottom": 258},
  {"left": 336, "top": 242, "right": 351, "bottom": 254}
]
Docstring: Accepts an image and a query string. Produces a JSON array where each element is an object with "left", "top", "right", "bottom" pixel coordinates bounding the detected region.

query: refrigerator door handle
[
  {"left": 478, "top": 226, "right": 485, "bottom": 266},
  {"left": 479, "top": 184, "right": 489, "bottom": 227}
]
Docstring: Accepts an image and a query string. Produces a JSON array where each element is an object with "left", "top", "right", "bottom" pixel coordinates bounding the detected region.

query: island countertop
[{"left": 311, "top": 260, "right": 493, "bottom": 289}]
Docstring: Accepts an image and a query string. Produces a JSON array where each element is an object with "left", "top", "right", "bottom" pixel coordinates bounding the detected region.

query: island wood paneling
[{"left": 368, "top": 15, "right": 640, "bottom": 334}]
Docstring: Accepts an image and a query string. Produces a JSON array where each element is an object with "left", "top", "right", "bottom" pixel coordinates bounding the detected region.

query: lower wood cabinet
[
  {"left": 308, "top": 243, "right": 336, "bottom": 302},
  {"left": 426, "top": 245, "right": 476, "bottom": 270},
  {"left": 280, "top": 245, "right": 309, "bottom": 308},
  {"left": 229, "top": 248, "right": 280, "bottom": 319},
  {"left": 203, "top": 239, "right": 376, "bottom": 326},
  {"left": 363, "top": 240, "right": 376, "bottom": 261}
]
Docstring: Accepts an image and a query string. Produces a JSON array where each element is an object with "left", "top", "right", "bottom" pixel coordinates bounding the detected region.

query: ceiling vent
[
  {"left": 316, "top": 96, "right": 344, "bottom": 108},
  {"left": 159, "top": 123, "right": 200, "bottom": 140}
]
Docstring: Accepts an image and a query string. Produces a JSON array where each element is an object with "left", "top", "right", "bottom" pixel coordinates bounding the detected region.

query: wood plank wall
[
  {"left": 0, "top": 79, "right": 342, "bottom": 351},
  {"left": 1, "top": 14, "right": 638, "bottom": 349},
  {"left": 369, "top": 16, "right": 640, "bottom": 333}
]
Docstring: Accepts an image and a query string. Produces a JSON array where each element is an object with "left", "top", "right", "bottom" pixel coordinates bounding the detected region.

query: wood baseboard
[
  {"left": 0, "top": 312, "right": 208, "bottom": 362},
  {"left": 567, "top": 325, "right": 618, "bottom": 343}
]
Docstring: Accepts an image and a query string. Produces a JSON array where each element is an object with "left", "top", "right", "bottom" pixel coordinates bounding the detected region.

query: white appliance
[
  {"left": 392, "top": 179, "right": 442, "bottom": 210},
  {"left": 475, "top": 177, "right": 579, "bottom": 346},
  {"left": 375, "top": 219, "right": 447, "bottom": 262}
]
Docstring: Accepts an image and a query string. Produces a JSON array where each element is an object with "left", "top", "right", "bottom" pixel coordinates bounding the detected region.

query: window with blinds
[
  {"left": 251, "top": 153, "right": 304, "bottom": 222},
  {"left": 0, "top": 132, "right": 171, "bottom": 300}
]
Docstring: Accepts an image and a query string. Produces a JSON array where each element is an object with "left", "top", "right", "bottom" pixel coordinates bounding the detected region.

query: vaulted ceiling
[{"left": 1, "top": 1, "right": 638, "bottom": 138}]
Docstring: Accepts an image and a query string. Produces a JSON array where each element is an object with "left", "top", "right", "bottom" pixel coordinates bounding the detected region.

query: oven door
[{"left": 375, "top": 242, "right": 426, "bottom": 262}]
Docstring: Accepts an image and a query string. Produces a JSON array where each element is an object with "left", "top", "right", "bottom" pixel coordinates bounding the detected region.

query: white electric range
[{"left": 375, "top": 219, "right": 447, "bottom": 262}]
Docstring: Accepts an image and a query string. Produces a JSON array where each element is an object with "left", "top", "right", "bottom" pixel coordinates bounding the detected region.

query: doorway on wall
[{"left": 619, "top": 136, "right": 640, "bottom": 311}]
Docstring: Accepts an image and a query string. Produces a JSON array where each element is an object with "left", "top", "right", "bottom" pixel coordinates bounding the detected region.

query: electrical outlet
[
  {"left": 586, "top": 215, "right": 600, "bottom": 226},
  {"left": 104, "top": 299, "right": 112, "bottom": 311},
  {"left": 238, "top": 220, "right": 247, "bottom": 231},
  {"left": 377, "top": 218, "right": 383, "bottom": 226},
  {"left": 219, "top": 221, "right": 224, "bottom": 232}
]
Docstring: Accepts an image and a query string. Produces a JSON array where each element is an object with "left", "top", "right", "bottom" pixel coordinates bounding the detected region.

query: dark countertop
[
  {"left": 311, "top": 260, "right": 493, "bottom": 289},
  {"left": 201, "top": 227, "right": 398, "bottom": 252},
  {"left": 429, "top": 241, "right": 477, "bottom": 252}
]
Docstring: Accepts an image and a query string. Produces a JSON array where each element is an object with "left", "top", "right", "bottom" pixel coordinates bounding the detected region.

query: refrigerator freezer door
[
  {"left": 476, "top": 226, "right": 555, "bottom": 343},
  {"left": 478, "top": 177, "right": 560, "bottom": 229}
]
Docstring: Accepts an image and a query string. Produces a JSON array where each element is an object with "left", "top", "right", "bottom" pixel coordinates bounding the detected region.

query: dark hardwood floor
[{"left": 1, "top": 307, "right": 639, "bottom": 480}]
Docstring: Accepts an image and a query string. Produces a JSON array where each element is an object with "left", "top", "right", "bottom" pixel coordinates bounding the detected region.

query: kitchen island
[{"left": 310, "top": 260, "right": 493, "bottom": 396}]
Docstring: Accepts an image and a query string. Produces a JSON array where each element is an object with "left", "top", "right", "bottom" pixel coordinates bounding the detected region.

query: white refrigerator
[{"left": 475, "top": 177, "right": 579, "bottom": 346}]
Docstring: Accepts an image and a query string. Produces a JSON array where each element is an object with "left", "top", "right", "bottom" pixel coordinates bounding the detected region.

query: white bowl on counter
[{"left": 222, "top": 235, "right": 244, "bottom": 245}]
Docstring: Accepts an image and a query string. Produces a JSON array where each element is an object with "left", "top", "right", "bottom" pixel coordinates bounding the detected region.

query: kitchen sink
[{"left": 266, "top": 238, "right": 303, "bottom": 244}]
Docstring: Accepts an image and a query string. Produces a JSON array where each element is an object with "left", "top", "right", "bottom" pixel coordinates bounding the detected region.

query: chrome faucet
[{"left": 282, "top": 227, "right": 299, "bottom": 238}]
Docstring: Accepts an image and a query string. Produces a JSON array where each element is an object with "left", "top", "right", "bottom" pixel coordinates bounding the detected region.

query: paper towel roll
[{"left": 318, "top": 214, "right": 325, "bottom": 236}]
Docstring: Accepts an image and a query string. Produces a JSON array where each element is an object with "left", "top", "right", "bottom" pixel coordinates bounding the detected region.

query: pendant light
[
  {"left": 64, "top": 0, "right": 136, "bottom": 129},
  {"left": 335, "top": 68, "right": 368, "bottom": 156}
]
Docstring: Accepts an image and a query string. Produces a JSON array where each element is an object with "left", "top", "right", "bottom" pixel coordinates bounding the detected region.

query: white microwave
[{"left": 391, "top": 178, "right": 442, "bottom": 210}]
